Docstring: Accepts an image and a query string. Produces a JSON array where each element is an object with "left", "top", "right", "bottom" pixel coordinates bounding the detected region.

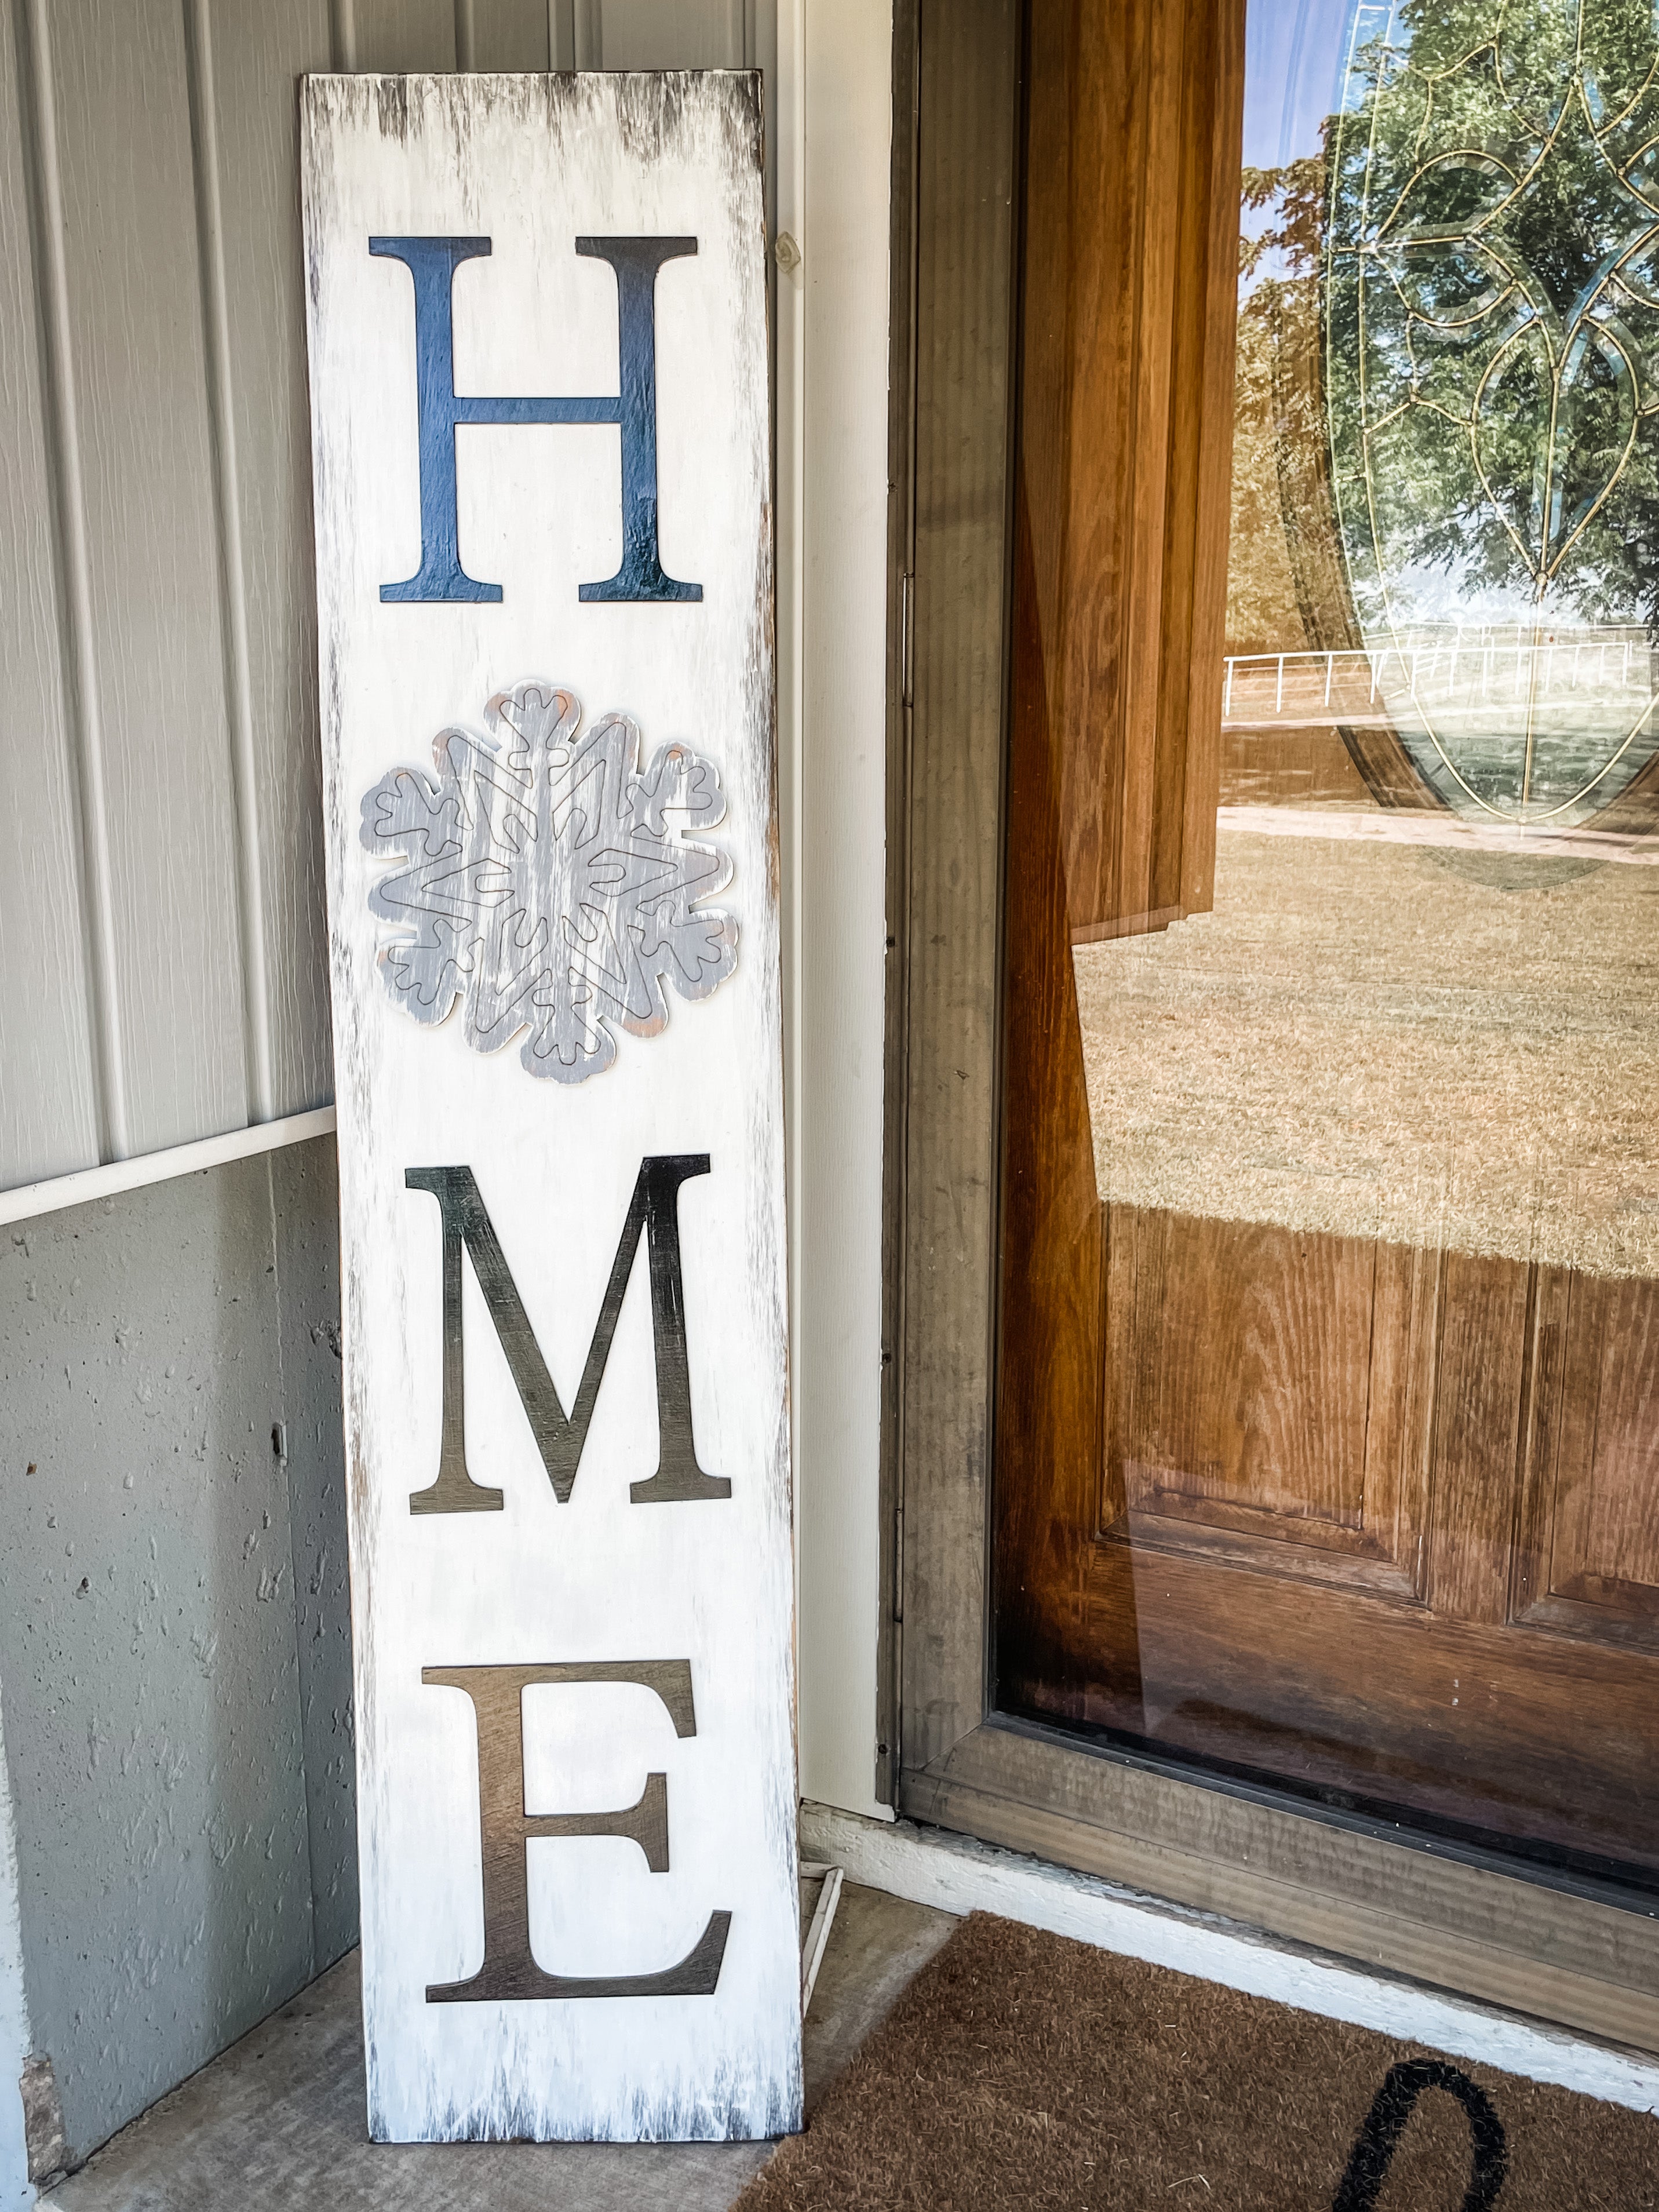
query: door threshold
[
  {"left": 995, "top": 1706, "right": 1659, "bottom": 1919},
  {"left": 799, "top": 1798, "right": 1659, "bottom": 2113}
]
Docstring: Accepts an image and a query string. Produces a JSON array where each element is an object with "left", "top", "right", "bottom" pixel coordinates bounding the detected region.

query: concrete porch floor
[{"left": 45, "top": 1882, "right": 956, "bottom": 2210}]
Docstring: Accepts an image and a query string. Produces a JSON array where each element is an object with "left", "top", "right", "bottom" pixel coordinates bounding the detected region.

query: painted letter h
[{"left": 369, "top": 235, "right": 702, "bottom": 604}]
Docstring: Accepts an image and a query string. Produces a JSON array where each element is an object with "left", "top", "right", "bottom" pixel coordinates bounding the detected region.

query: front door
[{"left": 995, "top": 0, "right": 1659, "bottom": 1890}]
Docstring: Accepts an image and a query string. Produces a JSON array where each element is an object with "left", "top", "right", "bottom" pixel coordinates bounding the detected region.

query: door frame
[{"left": 881, "top": 0, "right": 1659, "bottom": 2053}]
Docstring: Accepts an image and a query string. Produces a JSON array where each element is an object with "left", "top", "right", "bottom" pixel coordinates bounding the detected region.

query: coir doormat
[{"left": 738, "top": 1911, "right": 1658, "bottom": 2211}]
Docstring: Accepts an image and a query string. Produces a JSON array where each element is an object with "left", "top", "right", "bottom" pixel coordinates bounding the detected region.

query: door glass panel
[{"left": 996, "top": 0, "right": 1659, "bottom": 1893}]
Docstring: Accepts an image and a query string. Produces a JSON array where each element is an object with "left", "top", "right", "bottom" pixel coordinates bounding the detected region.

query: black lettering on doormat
[{"left": 1332, "top": 2058, "right": 1507, "bottom": 2211}]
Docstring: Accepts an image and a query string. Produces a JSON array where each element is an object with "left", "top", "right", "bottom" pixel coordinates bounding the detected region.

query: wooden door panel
[
  {"left": 1003, "top": 1182, "right": 1659, "bottom": 1874},
  {"left": 1102, "top": 1207, "right": 1434, "bottom": 1598},
  {"left": 1518, "top": 1270, "right": 1659, "bottom": 1650},
  {"left": 1049, "top": 1542, "right": 1659, "bottom": 1876},
  {"left": 1426, "top": 1250, "right": 1532, "bottom": 1627},
  {"left": 1562, "top": 1277, "right": 1659, "bottom": 1604},
  {"left": 1114, "top": 1209, "right": 1379, "bottom": 1526}
]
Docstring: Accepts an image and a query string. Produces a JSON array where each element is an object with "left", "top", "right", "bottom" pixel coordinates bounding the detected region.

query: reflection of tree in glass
[
  {"left": 1227, "top": 155, "right": 1337, "bottom": 655},
  {"left": 1327, "top": 0, "right": 1659, "bottom": 638}
]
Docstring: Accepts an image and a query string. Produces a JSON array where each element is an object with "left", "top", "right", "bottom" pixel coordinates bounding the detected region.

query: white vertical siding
[
  {"left": 590, "top": 0, "right": 746, "bottom": 67},
  {"left": 0, "top": 0, "right": 774, "bottom": 1196},
  {"left": 0, "top": 6, "right": 102, "bottom": 1187},
  {"left": 34, "top": 0, "right": 255, "bottom": 1158},
  {"left": 188, "top": 0, "right": 338, "bottom": 1129}
]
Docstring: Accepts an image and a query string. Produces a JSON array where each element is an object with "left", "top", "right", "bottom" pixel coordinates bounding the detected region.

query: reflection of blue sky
[
  {"left": 1370, "top": 559, "right": 1553, "bottom": 632},
  {"left": 1245, "top": 0, "right": 1348, "bottom": 169},
  {"left": 1241, "top": 0, "right": 1350, "bottom": 291}
]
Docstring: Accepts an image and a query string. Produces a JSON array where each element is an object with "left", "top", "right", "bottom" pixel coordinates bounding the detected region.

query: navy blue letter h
[{"left": 369, "top": 234, "right": 702, "bottom": 605}]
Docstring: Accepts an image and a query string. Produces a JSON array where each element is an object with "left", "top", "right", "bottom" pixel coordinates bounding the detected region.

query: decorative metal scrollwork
[{"left": 1327, "top": 0, "right": 1659, "bottom": 825}]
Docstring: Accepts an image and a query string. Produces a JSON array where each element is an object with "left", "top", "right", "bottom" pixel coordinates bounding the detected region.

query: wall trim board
[
  {"left": 875, "top": 0, "right": 918, "bottom": 1814},
  {"left": 792, "top": 0, "right": 898, "bottom": 1827},
  {"left": 0, "top": 1107, "right": 336, "bottom": 1229},
  {"left": 776, "top": 0, "right": 807, "bottom": 1775},
  {"left": 889, "top": 0, "right": 1022, "bottom": 1782},
  {"left": 798, "top": 1800, "right": 1659, "bottom": 2118}
]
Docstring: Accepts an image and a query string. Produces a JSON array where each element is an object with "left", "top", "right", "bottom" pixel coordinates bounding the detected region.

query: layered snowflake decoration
[{"left": 359, "top": 679, "right": 738, "bottom": 1083}]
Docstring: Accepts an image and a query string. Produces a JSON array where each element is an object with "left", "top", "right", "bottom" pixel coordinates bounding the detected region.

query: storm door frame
[{"left": 879, "top": 0, "right": 1659, "bottom": 2051}]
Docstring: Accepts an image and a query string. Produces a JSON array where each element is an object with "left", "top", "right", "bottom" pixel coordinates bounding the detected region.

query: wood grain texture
[
  {"left": 1015, "top": 0, "right": 1243, "bottom": 943},
  {"left": 894, "top": 0, "right": 1022, "bottom": 1775},
  {"left": 1116, "top": 1213, "right": 1380, "bottom": 1531},
  {"left": 1427, "top": 1251, "right": 1530, "bottom": 1628},
  {"left": 1569, "top": 1281, "right": 1659, "bottom": 1599},
  {"left": 1516, "top": 1270, "right": 1659, "bottom": 1649},
  {"left": 991, "top": 484, "right": 1109, "bottom": 1708},
  {"left": 303, "top": 71, "right": 799, "bottom": 2142},
  {"left": 1170, "top": 0, "right": 1242, "bottom": 916},
  {"left": 1068, "top": 1542, "right": 1659, "bottom": 1876},
  {"left": 1004, "top": 1205, "right": 1659, "bottom": 1873},
  {"left": 993, "top": 0, "right": 1245, "bottom": 1739},
  {"left": 899, "top": 1722, "right": 1659, "bottom": 2052},
  {"left": 1101, "top": 1212, "right": 1435, "bottom": 1603}
]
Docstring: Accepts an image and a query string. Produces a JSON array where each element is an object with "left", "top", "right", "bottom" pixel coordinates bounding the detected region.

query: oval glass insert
[{"left": 1326, "top": 0, "right": 1659, "bottom": 827}]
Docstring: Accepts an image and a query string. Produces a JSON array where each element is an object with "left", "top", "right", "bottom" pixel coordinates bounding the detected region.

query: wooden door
[{"left": 994, "top": 0, "right": 1659, "bottom": 1889}]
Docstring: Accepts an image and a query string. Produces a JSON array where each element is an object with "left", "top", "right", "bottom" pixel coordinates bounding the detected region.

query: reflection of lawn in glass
[{"left": 1072, "top": 815, "right": 1659, "bottom": 1275}]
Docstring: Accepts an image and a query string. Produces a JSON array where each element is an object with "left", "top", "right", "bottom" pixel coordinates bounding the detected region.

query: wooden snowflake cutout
[{"left": 359, "top": 679, "right": 737, "bottom": 1082}]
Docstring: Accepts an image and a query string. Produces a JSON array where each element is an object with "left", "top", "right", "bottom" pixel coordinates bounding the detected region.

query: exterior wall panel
[
  {"left": 0, "top": 1140, "right": 352, "bottom": 2166},
  {"left": 593, "top": 0, "right": 749, "bottom": 67},
  {"left": 42, "top": 0, "right": 251, "bottom": 1160},
  {"left": 464, "top": 0, "right": 556, "bottom": 70},
  {"left": 347, "top": 0, "right": 456, "bottom": 68},
  {"left": 0, "top": 5, "right": 101, "bottom": 1187},
  {"left": 197, "top": 0, "right": 336, "bottom": 1123}
]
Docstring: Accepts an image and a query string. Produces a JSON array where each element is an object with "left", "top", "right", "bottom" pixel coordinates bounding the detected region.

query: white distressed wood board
[{"left": 299, "top": 71, "right": 800, "bottom": 2143}]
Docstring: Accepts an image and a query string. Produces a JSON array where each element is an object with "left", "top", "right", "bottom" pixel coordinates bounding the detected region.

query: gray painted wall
[{"left": 0, "top": 1138, "right": 354, "bottom": 2165}]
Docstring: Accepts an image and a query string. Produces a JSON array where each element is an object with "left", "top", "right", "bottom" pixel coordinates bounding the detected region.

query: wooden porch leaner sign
[{"left": 298, "top": 73, "right": 800, "bottom": 2142}]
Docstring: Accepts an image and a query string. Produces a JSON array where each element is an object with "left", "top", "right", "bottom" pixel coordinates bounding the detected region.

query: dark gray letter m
[{"left": 404, "top": 1157, "right": 730, "bottom": 1513}]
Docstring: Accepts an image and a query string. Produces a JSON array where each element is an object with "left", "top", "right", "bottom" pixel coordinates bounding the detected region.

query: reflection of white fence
[{"left": 1222, "top": 640, "right": 1658, "bottom": 723}]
